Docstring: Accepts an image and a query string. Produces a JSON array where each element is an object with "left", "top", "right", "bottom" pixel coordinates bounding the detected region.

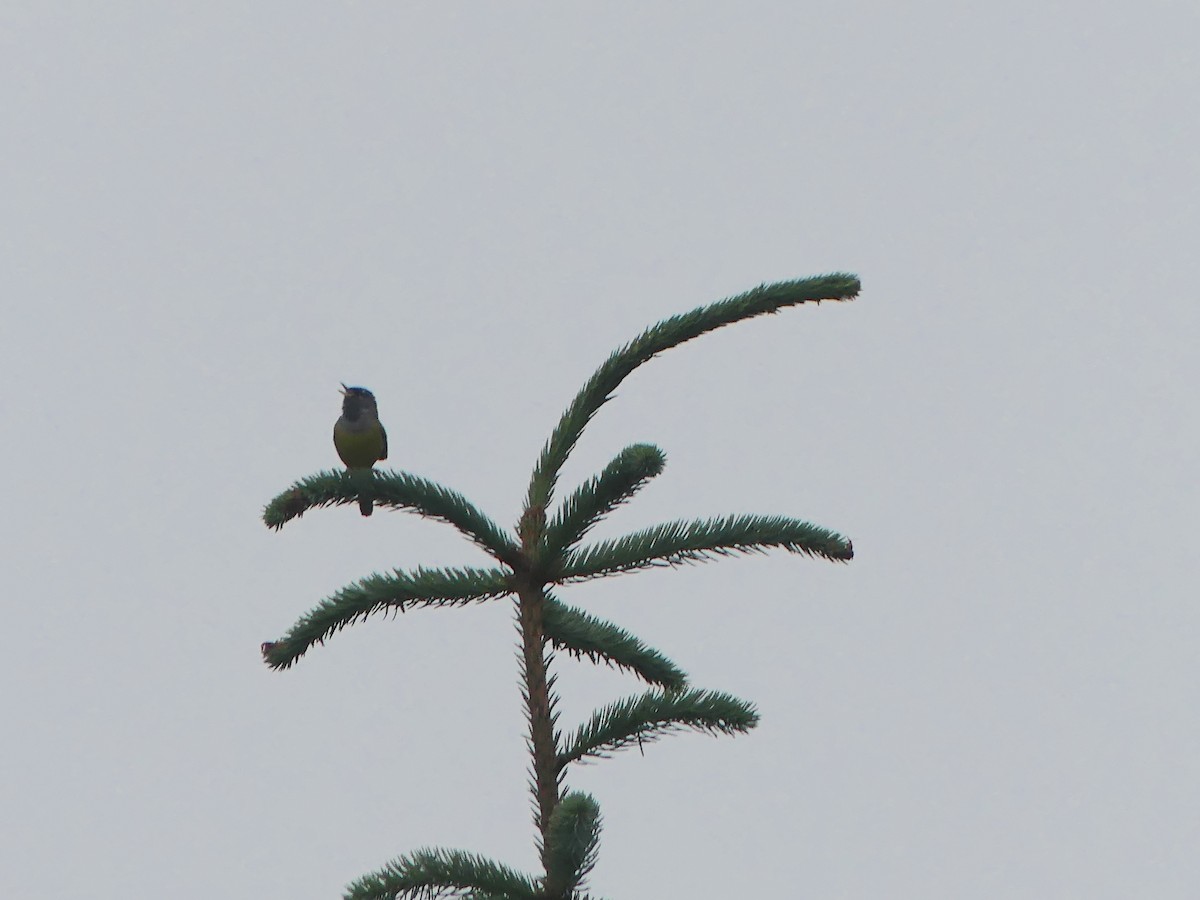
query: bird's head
[{"left": 340, "top": 383, "right": 379, "bottom": 419}]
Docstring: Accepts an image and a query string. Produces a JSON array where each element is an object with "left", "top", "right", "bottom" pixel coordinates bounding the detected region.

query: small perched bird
[{"left": 333, "top": 384, "right": 388, "bottom": 516}]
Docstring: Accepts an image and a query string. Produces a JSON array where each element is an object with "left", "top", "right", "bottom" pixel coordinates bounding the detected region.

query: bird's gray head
[{"left": 339, "top": 384, "right": 379, "bottom": 421}]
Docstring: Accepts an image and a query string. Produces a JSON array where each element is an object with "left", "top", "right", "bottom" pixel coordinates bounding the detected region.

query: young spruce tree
[{"left": 262, "top": 272, "right": 860, "bottom": 899}]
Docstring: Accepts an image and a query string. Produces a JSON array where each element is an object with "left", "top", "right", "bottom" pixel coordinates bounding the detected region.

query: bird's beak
[{"left": 339, "top": 383, "right": 349, "bottom": 395}]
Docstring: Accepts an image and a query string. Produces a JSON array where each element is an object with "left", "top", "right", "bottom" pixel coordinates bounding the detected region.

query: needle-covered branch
[
  {"left": 524, "top": 273, "right": 860, "bottom": 515},
  {"left": 344, "top": 848, "right": 538, "bottom": 900},
  {"left": 558, "top": 688, "right": 759, "bottom": 769},
  {"left": 263, "top": 469, "right": 521, "bottom": 567},
  {"left": 540, "top": 444, "right": 666, "bottom": 564},
  {"left": 261, "top": 566, "right": 512, "bottom": 669},
  {"left": 543, "top": 792, "right": 602, "bottom": 898},
  {"left": 260, "top": 272, "right": 861, "bottom": 898},
  {"left": 543, "top": 595, "right": 687, "bottom": 691},
  {"left": 557, "top": 514, "right": 852, "bottom": 582}
]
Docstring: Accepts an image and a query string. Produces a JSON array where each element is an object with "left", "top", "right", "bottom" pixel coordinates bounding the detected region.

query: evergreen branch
[
  {"left": 261, "top": 567, "right": 511, "bottom": 669},
  {"left": 344, "top": 848, "right": 538, "bottom": 900},
  {"left": 541, "top": 444, "right": 666, "bottom": 562},
  {"left": 543, "top": 595, "right": 687, "bottom": 691},
  {"left": 524, "top": 273, "right": 860, "bottom": 513},
  {"left": 543, "top": 792, "right": 602, "bottom": 897},
  {"left": 557, "top": 514, "right": 853, "bottom": 582},
  {"left": 263, "top": 470, "right": 520, "bottom": 567},
  {"left": 558, "top": 689, "right": 759, "bottom": 768}
]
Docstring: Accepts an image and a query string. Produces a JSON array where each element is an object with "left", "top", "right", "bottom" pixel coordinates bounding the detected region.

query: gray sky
[{"left": 3, "top": 4, "right": 1197, "bottom": 898}]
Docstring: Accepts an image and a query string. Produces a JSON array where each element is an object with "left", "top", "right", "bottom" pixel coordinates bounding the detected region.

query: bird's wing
[{"left": 379, "top": 425, "right": 388, "bottom": 461}]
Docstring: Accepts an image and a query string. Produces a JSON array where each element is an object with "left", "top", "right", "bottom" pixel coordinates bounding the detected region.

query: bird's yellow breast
[{"left": 334, "top": 423, "right": 386, "bottom": 468}]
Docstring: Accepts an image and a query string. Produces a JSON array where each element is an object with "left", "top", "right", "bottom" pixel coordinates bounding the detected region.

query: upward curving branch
[
  {"left": 523, "top": 273, "right": 860, "bottom": 516},
  {"left": 261, "top": 566, "right": 512, "bottom": 669},
  {"left": 540, "top": 443, "right": 666, "bottom": 563},
  {"left": 556, "top": 514, "right": 852, "bottom": 583}
]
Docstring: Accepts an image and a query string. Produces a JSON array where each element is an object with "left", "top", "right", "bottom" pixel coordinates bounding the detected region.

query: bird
[{"left": 333, "top": 384, "right": 388, "bottom": 516}]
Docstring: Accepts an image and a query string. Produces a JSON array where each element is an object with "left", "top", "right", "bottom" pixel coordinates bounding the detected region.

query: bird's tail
[{"left": 351, "top": 469, "right": 374, "bottom": 517}]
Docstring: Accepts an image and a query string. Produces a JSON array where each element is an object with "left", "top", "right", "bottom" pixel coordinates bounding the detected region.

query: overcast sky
[{"left": 3, "top": 4, "right": 1197, "bottom": 898}]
